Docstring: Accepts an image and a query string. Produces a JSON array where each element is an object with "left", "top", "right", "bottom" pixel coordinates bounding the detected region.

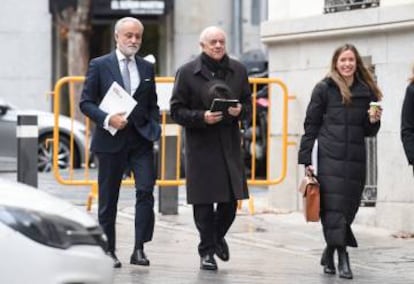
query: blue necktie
[{"left": 122, "top": 58, "right": 131, "bottom": 94}]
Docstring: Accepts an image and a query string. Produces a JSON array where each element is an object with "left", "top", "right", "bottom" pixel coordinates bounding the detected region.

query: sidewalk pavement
[{"left": 2, "top": 171, "right": 414, "bottom": 283}]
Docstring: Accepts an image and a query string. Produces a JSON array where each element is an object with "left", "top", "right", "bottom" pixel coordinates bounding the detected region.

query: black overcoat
[
  {"left": 401, "top": 82, "right": 414, "bottom": 164},
  {"left": 170, "top": 55, "right": 251, "bottom": 204},
  {"left": 298, "top": 77, "right": 380, "bottom": 247}
]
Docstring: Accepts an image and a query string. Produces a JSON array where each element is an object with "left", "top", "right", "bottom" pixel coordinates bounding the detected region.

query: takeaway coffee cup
[{"left": 369, "top": 101, "right": 382, "bottom": 122}]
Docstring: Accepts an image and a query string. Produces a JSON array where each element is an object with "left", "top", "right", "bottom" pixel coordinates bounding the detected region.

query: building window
[{"left": 324, "top": 0, "right": 380, "bottom": 14}]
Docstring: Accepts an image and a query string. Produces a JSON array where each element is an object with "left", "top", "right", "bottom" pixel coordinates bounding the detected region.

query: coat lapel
[
  {"left": 104, "top": 51, "right": 124, "bottom": 88},
  {"left": 193, "top": 55, "right": 214, "bottom": 81},
  {"left": 133, "top": 57, "right": 149, "bottom": 97}
]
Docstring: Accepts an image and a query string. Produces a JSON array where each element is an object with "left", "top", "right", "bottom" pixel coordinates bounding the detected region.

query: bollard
[
  {"left": 17, "top": 115, "right": 38, "bottom": 188},
  {"left": 158, "top": 115, "right": 179, "bottom": 215}
]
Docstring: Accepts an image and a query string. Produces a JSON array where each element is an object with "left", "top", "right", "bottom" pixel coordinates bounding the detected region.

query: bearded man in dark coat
[{"left": 170, "top": 26, "right": 251, "bottom": 271}]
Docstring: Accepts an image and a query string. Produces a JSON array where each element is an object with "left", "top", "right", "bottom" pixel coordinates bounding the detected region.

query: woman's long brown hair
[{"left": 328, "top": 43, "right": 383, "bottom": 105}]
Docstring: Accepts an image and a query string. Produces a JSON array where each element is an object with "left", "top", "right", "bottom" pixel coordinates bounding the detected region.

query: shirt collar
[{"left": 115, "top": 49, "right": 136, "bottom": 63}]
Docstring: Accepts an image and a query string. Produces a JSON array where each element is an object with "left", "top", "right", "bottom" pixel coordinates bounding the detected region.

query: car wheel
[{"left": 38, "top": 134, "right": 80, "bottom": 172}]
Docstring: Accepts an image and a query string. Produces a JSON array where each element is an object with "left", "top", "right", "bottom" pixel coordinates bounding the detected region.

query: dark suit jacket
[{"left": 80, "top": 51, "right": 161, "bottom": 153}]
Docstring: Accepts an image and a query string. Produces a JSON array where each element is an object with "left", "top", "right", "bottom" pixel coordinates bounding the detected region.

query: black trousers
[
  {"left": 97, "top": 139, "right": 155, "bottom": 253},
  {"left": 193, "top": 201, "right": 238, "bottom": 257}
]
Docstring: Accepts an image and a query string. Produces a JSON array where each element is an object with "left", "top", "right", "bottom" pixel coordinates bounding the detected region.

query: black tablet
[{"left": 210, "top": 98, "right": 239, "bottom": 112}]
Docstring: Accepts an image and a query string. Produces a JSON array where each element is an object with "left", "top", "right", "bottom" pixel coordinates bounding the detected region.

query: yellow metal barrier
[{"left": 52, "top": 76, "right": 295, "bottom": 212}]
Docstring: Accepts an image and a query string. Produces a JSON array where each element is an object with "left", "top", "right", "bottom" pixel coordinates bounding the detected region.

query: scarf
[{"left": 201, "top": 52, "right": 231, "bottom": 80}]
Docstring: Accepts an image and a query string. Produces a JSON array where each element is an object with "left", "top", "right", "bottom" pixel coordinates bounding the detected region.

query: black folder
[{"left": 210, "top": 98, "right": 239, "bottom": 113}]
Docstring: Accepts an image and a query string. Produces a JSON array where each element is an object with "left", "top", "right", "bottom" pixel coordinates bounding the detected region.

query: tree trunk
[{"left": 67, "top": 0, "right": 91, "bottom": 122}]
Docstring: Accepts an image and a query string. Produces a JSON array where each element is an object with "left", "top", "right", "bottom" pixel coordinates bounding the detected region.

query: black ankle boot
[
  {"left": 337, "top": 247, "right": 353, "bottom": 279},
  {"left": 320, "top": 246, "right": 336, "bottom": 275}
]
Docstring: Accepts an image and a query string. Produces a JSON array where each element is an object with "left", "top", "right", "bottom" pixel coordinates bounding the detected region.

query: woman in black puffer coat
[{"left": 298, "top": 44, "right": 382, "bottom": 280}]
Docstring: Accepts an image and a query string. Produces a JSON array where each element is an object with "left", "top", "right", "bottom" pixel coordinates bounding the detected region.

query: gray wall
[
  {"left": 0, "top": 0, "right": 51, "bottom": 110},
  {"left": 172, "top": 0, "right": 267, "bottom": 72},
  {"left": 262, "top": 3, "right": 414, "bottom": 231}
]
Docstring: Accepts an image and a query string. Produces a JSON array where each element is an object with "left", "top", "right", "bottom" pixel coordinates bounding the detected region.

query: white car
[
  {"left": 0, "top": 178, "right": 114, "bottom": 284},
  {"left": 0, "top": 98, "right": 92, "bottom": 172}
]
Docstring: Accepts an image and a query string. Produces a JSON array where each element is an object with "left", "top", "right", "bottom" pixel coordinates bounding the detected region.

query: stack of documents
[{"left": 99, "top": 81, "right": 137, "bottom": 135}]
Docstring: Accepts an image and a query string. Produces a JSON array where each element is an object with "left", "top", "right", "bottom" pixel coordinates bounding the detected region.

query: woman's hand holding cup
[{"left": 368, "top": 101, "right": 382, "bottom": 123}]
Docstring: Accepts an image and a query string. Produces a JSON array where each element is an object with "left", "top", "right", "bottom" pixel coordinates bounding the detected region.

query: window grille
[
  {"left": 363, "top": 137, "right": 377, "bottom": 206},
  {"left": 324, "top": 0, "right": 380, "bottom": 13},
  {"left": 361, "top": 56, "right": 378, "bottom": 206}
]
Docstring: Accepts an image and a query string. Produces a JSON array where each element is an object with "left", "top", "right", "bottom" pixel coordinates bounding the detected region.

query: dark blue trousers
[{"left": 96, "top": 139, "right": 155, "bottom": 253}]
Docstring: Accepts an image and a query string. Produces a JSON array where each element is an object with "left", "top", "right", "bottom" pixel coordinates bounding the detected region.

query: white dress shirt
[{"left": 103, "top": 49, "right": 141, "bottom": 130}]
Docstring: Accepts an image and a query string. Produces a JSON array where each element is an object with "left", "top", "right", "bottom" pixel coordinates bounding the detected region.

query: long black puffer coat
[{"left": 298, "top": 77, "right": 380, "bottom": 247}]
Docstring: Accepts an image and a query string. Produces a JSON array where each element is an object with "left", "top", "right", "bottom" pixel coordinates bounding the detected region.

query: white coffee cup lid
[{"left": 370, "top": 101, "right": 381, "bottom": 107}]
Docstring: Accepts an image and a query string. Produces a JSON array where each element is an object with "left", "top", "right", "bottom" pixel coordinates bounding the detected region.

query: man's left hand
[
  {"left": 204, "top": 111, "right": 223, "bottom": 124},
  {"left": 228, "top": 103, "right": 242, "bottom": 117}
]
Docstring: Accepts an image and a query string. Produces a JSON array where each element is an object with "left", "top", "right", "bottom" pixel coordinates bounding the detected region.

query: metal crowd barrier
[{"left": 51, "top": 76, "right": 295, "bottom": 212}]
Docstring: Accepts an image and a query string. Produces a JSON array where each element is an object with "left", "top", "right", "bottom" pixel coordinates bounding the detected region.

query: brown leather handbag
[{"left": 298, "top": 175, "right": 320, "bottom": 222}]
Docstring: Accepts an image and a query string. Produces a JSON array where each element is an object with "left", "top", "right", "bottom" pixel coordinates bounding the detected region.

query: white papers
[{"left": 99, "top": 81, "right": 137, "bottom": 135}]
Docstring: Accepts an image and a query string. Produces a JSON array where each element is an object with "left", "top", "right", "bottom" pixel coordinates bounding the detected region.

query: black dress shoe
[
  {"left": 215, "top": 238, "right": 229, "bottom": 261},
  {"left": 320, "top": 246, "right": 335, "bottom": 275},
  {"left": 108, "top": 252, "right": 122, "bottom": 268},
  {"left": 200, "top": 254, "right": 218, "bottom": 270},
  {"left": 130, "top": 249, "right": 150, "bottom": 266}
]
